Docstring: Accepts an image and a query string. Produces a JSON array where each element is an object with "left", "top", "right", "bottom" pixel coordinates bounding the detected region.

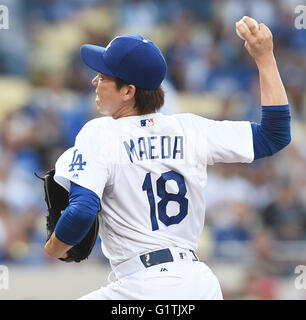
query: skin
[
  {"left": 92, "top": 73, "right": 141, "bottom": 119},
  {"left": 45, "top": 234, "right": 72, "bottom": 259},
  {"left": 45, "top": 20, "right": 288, "bottom": 259}
]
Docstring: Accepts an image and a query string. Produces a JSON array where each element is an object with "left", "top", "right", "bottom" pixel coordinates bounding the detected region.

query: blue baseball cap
[{"left": 80, "top": 34, "right": 167, "bottom": 90}]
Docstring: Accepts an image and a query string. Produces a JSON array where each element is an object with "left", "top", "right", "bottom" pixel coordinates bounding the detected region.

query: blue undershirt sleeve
[
  {"left": 54, "top": 182, "right": 100, "bottom": 246},
  {"left": 251, "top": 105, "right": 291, "bottom": 160}
]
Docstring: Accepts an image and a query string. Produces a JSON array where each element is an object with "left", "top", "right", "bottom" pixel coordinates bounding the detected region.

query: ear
[{"left": 121, "top": 84, "right": 136, "bottom": 101}]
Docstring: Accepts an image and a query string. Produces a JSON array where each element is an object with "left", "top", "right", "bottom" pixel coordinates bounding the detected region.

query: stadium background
[{"left": 0, "top": 0, "right": 305, "bottom": 300}]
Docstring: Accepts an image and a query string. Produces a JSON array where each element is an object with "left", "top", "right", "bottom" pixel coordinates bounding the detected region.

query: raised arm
[{"left": 236, "top": 17, "right": 291, "bottom": 160}]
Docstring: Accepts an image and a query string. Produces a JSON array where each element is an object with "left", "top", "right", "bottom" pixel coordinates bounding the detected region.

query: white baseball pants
[{"left": 79, "top": 247, "right": 223, "bottom": 300}]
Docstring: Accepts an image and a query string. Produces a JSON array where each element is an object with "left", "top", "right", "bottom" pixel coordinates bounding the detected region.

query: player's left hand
[{"left": 236, "top": 16, "right": 274, "bottom": 64}]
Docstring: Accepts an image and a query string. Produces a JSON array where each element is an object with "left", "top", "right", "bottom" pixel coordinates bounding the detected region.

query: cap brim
[{"left": 80, "top": 44, "right": 114, "bottom": 77}]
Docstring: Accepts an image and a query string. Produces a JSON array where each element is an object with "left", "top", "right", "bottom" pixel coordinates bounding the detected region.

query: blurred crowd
[{"left": 0, "top": 0, "right": 305, "bottom": 299}]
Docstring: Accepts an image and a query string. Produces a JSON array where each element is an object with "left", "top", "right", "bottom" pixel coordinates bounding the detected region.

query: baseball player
[{"left": 44, "top": 17, "right": 291, "bottom": 299}]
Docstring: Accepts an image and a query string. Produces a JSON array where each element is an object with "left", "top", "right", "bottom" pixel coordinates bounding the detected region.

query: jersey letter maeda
[{"left": 124, "top": 135, "right": 184, "bottom": 163}]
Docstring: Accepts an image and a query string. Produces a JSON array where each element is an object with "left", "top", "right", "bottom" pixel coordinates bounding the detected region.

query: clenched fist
[{"left": 236, "top": 16, "right": 274, "bottom": 65}]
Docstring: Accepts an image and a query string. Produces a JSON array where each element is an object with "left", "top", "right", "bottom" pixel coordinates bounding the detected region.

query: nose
[{"left": 92, "top": 75, "right": 99, "bottom": 87}]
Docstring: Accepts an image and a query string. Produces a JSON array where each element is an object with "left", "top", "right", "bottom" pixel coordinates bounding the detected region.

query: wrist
[{"left": 255, "top": 53, "right": 276, "bottom": 68}]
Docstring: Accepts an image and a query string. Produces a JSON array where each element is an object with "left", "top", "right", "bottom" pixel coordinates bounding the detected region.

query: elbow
[
  {"left": 284, "top": 133, "right": 291, "bottom": 148},
  {"left": 279, "top": 128, "right": 291, "bottom": 151},
  {"left": 272, "top": 132, "right": 291, "bottom": 155}
]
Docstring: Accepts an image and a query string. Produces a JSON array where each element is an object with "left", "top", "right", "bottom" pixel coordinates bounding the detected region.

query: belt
[
  {"left": 111, "top": 247, "right": 199, "bottom": 280},
  {"left": 140, "top": 248, "right": 198, "bottom": 268}
]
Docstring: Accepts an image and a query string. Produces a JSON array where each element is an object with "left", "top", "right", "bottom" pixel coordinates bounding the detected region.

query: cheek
[
  {"left": 97, "top": 84, "right": 112, "bottom": 100},
  {"left": 97, "top": 84, "right": 104, "bottom": 97},
  {"left": 96, "top": 83, "right": 122, "bottom": 108}
]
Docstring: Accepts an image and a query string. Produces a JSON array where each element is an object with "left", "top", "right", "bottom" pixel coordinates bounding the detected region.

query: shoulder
[
  {"left": 168, "top": 112, "right": 208, "bottom": 121},
  {"left": 166, "top": 113, "right": 210, "bottom": 128},
  {"left": 80, "top": 116, "right": 113, "bottom": 132},
  {"left": 75, "top": 116, "right": 114, "bottom": 143}
]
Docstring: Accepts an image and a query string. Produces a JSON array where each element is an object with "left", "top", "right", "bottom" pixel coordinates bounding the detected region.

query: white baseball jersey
[{"left": 54, "top": 112, "right": 254, "bottom": 267}]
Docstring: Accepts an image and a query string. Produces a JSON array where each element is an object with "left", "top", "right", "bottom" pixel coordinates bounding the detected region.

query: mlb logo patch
[
  {"left": 140, "top": 118, "right": 154, "bottom": 127},
  {"left": 179, "top": 252, "right": 187, "bottom": 260}
]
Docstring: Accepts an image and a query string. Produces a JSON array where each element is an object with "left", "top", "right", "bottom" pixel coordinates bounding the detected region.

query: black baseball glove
[{"left": 36, "top": 169, "right": 99, "bottom": 263}]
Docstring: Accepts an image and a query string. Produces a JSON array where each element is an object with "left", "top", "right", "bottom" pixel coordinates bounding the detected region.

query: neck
[{"left": 112, "top": 104, "right": 141, "bottom": 119}]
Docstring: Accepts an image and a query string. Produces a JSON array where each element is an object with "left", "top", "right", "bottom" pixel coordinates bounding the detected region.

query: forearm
[
  {"left": 256, "top": 54, "right": 288, "bottom": 106},
  {"left": 45, "top": 233, "right": 72, "bottom": 259}
]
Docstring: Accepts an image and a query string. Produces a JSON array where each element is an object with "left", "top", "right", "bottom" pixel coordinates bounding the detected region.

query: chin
[
  {"left": 99, "top": 109, "right": 111, "bottom": 116},
  {"left": 97, "top": 104, "right": 112, "bottom": 116},
  {"left": 96, "top": 100, "right": 104, "bottom": 114}
]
